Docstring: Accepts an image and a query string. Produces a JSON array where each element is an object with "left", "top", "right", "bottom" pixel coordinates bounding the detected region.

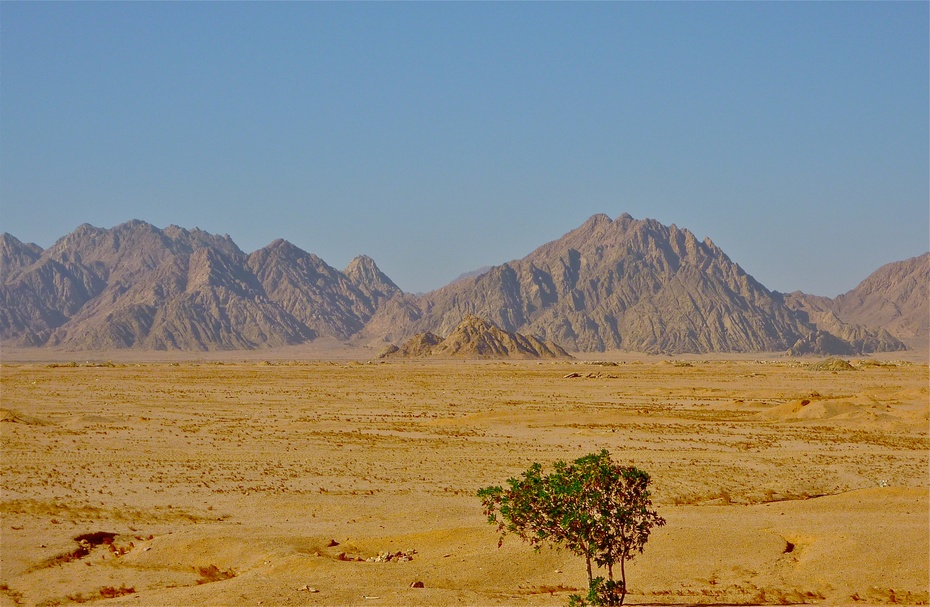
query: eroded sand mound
[
  {"left": 0, "top": 408, "right": 49, "bottom": 426},
  {"left": 756, "top": 394, "right": 926, "bottom": 429}
]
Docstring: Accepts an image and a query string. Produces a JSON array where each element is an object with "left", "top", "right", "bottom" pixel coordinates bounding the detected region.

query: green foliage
[{"left": 478, "top": 450, "right": 665, "bottom": 606}]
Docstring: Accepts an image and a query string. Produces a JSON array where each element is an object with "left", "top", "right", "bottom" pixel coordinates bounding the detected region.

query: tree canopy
[{"left": 478, "top": 450, "right": 665, "bottom": 606}]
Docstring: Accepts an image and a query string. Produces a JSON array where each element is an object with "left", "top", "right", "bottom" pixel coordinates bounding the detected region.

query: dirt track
[{"left": 1, "top": 356, "right": 927, "bottom": 606}]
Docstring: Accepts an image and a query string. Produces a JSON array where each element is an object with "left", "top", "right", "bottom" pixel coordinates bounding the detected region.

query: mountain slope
[
  {"left": 782, "top": 291, "right": 905, "bottom": 355},
  {"left": 0, "top": 233, "right": 43, "bottom": 277},
  {"left": 247, "top": 241, "right": 399, "bottom": 340},
  {"left": 783, "top": 252, "right": 927, "bottom": 352},
  {"left": 3, "top": 217, "right": 922, "bottom": 355},
  {"left": 367, "top": 214, "right": 820, "bottom": 354},
  {"left": 0, "top": 221, "right": 398, "bottom": 350},
  {"left": 833, "top": 253, "right": 929, "bottom": 342}
]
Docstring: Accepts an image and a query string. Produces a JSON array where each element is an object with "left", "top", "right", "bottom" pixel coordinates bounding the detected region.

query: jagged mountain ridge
[
  {"left": 0, "top": 233, "right": 43, "bottom": 274},
  {"left": 785, "top": 252, "right": 928, "bottom": 350},
  {"left": 0, "top": 221, "right": 397, "bottom": 350},
  {"left": 1, "top": 215, "right": 923, "bottom": 354},
  {"left": 247, "top": 240, "right": 400, "bottom": 340},
  {"left": 834, "top": 252, "right": 929, "bottom": 342},
  {"left": 368, "top": 213, "right": 826, "bottom": 354}
]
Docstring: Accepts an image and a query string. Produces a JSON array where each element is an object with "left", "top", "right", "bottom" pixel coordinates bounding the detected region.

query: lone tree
[{"left": 478, "top": 450, "right": 665, "bottom": 606}]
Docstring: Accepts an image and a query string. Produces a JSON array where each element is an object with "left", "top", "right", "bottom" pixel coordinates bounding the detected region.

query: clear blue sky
[{"left": 2, "top": 2, "right": 927, "bottom": 296}]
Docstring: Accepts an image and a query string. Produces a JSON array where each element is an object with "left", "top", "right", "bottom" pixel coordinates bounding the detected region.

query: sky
[{"left": 1, "top": 2, "right": 927, "bottom": 297}]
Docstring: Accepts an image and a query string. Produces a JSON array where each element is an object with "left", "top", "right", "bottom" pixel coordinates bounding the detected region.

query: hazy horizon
[{"left": 2, "top": 2, "right": 927, "bottom": 297}]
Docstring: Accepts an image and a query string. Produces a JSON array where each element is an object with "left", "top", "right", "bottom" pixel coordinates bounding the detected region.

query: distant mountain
[
  {"left": 835, "top": 253, "right": 929, "bottom": 341},
  {"left": 450, "top": 266, "right": 493, "bottom": 284},
  {"left": 784, "top": 252, "right": 928, "bottom": 350},
  {"left": 380, "top": 315, "right": 571, "bottom": 359},
  {"left": 2, "top": 216, "right": 924, "bottom": 355},
  {"left": 365, "top": 214, "right": 829, "bottom": 354},
  {"left": 0, "top": 221, "right": 397, "bottom": 350},
  {"left": 247, "top": 240, "right": 400, "bottom": 340},
  {"left": 0, "top": 233, "right": 42, "bottom": 275}
]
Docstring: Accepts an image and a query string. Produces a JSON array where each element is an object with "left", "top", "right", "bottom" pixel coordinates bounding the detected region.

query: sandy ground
[{"left": 0, "top": 353, "right": 927, "bottom": 606}]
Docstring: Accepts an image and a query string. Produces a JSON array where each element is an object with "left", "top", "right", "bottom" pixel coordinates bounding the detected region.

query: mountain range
[{"left": 1, "top": 215, "right": 926, "bottom": 355}]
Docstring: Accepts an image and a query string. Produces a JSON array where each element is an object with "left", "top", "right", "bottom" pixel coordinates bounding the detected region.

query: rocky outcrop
[
  {"left": 381, "top": 331, "right": 443, "bottom": 358},
  {"left": 381, "top": 315, "right": 571, "bottom": 359}
]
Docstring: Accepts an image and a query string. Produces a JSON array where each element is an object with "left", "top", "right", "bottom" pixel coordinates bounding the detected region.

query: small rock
[
  {"left": 327, "top": 539, "right": 340, "bottom": 547},
  {"left": 410, "top": 581, "right": 424, "bottom": 588}
]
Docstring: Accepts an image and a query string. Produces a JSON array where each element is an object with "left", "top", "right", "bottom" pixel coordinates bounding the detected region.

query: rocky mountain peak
[
  {"left": 1, "top": 233, "right": 43, "bottom": 276},
  {"left": 369, "top": 213, "right": 819, "bottom": 354},
  {"left": 345, "top": 255, "right": 397, "bottom": 288},
  {"left": 344, "top": 255, "right": 401, "bottom": 307}
]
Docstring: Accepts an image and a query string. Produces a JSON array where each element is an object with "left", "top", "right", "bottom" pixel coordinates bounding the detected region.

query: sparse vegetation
[
  {"left": 479, "top": 450, "right": 665, "bottom": 606},
  {"left": 2, "top": 359, "right": 926, "bottom": 605}
]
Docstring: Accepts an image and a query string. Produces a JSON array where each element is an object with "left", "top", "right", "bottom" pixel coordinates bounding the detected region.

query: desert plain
[{"left": 1, "top": 348, "right": 927, "bottom": 606}]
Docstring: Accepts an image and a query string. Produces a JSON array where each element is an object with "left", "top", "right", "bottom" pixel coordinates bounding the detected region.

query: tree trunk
[{"left": 619, "top": 552, "right": 627, "bottom": 606}]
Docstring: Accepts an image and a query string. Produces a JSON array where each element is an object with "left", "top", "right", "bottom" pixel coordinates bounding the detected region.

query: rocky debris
[
  {"left": 298, "top": 585, "right": 319, "bottom": 593},
  {"left": 336, "top": 552, "right": 367, "bottom": 562},
  {"left": 434, "top": 316, "right": 572, "bottom": 359},
  {"left": 366, "top": 549, "right": 416, "bottom": 563},
  {"left": 563, "top": 372, "right": 607, "bottom": 379},
  {"left": 410, "top": 581, "right": 425, "bottom": 588}
]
